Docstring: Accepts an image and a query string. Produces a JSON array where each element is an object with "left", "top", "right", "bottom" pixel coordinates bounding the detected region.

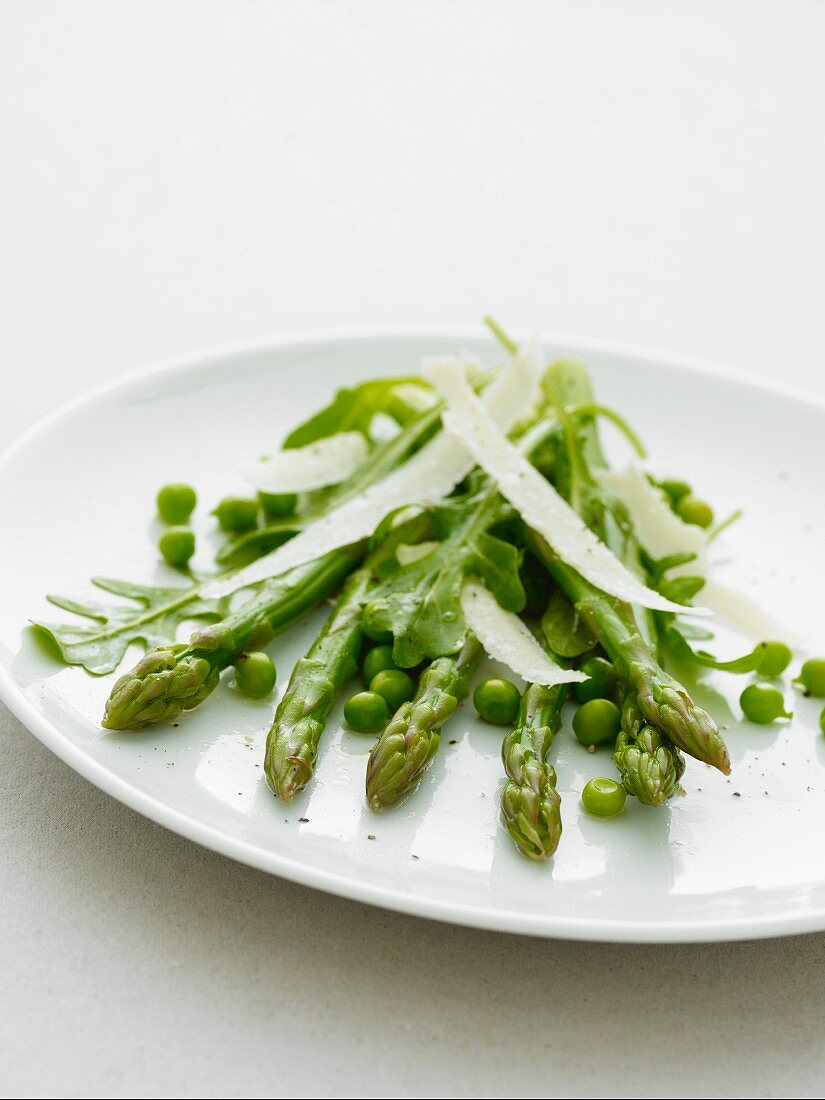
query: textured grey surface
[{"left": 2, "top": 3, "right": 825, "bottom": 1097}]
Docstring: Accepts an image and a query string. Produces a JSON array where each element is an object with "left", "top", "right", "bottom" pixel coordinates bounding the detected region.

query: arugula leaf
[
  {"left": 658, "top": 574, "right": 706, "bottom": 606},
  {"left": 364, "top": 485, "right": 525, "bottom": 667},
  {"left": 32, "top": 577, "right": 225, "bottom": 675},
  {"left": 283, "top": 376, "right": 432, "bottom": 449},
  {"left": 666, "top": 626, "right": 767, "bottom": 674},
  {"left": 640, "top": 549, "right": 699, "bottom": 584},
  {"left": 540, "top": 589, "right": 597, "bottom": 658}
]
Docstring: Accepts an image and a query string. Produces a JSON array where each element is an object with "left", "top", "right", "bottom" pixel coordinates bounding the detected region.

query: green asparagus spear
[
  {"left": 541, "top": 364, "right": 729, "bottom": 772},
  {"left": 529, "top": 536, "right": 730, "bottom": 774},
  {"left": 366, "top": 636, "right": 483, "bottom": 810},
  {"left": 500, "top": 679, "right": 566, "bottom": 860},
  {"left": 613, "top": 691, "right": 686, "bottom": 804},
  {"left": 102, "top": 546, "right": 363, "bottom": 730},
  {"left": 263, "top": 513, "right": 432, "bottom": 800},
  {"left": 264, "top": 567, "right": 370, "bottom": 801},
  {"left": 484, "top": 331, "right": 730, "bottom": 779}
]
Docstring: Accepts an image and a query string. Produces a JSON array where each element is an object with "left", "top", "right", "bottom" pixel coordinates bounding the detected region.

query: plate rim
[{"left": 3, "top": 325, "right": 825, "bottom": 944}]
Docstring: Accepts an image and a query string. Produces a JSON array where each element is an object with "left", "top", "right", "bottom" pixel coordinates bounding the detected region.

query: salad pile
[{"left": 35, "top": 319, "right": 825, "bottom": 861}]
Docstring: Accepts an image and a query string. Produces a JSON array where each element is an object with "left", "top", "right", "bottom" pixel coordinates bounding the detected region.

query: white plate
[{"left": 1, "top": 330, "right": 823, "bottom": 943}]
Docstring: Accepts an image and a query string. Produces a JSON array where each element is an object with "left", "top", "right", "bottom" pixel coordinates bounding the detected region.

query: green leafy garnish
[
  {"left": 641, "top": 550, "right": 699, "bottom": 584},
  {"left": 658, "top": 574, "right": 706, "bottom": 607},
  {"left": 32, "top": 577, "right": 224, "bottom": 675},
  {"left": 283, "top": 376, "right": 433, "bottom": 448},
  {"left": 365, "top": 481, "right": 525, "bottom": 667},
  {"left": 540, "top": 589, "right": 597, "bottom": 658},
  {"left": 665, "top": 626, "right": 767, "bottom": 674}
]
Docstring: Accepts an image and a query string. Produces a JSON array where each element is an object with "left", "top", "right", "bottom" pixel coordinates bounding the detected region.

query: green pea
[
  {"left": 796, "top": 658, "right": 825, "bottom": 698},
  {"left": 370, "top": 669, "right": 416, "bottom": 713},
  {"left": 819, "top": 707, "right": 825, "bottom": 736},
  {"left": 572, "top": 698, "right": 622, "bottom": 746},
  {"left": 676, "top": 494, "right": 714, "bottom": 529},
  {"left": 581, "top": 777, "right": 627, "bottom": 816},
  {"left": 259, "top": 491, "right": 297, "bottom": 520},
  {"left": 361, "top": 602, "right": 393, "bottom": 644},
  {"left": 740, "top": 683, "right": 792, "bottom": 724},
  {"left": 572, "top": 656, "right": 616, "bottom": 705},
  {"left": 344, "top": 690, "right": 389, "bottom": 733},
  {"left": 473, "top": 678, "right": 521, "bottom": 726},
  {"left": 659, "top": 478, "right": 692, "bottom": 505},
  {"left": 756, "top": 640, "right": 793, "bottom": 678},
  {"left": 234, "top": 651, "right": 276, "bottom": 698},
  {"left": 156, "top": 482, "right": 197, "bottom": 524},
  {"left": 158, "top": 526, "right": 195, "bottom": 568},
  {"left": 212, "top": 496, "right": 259, "bottom": 533},
  {"left": 362, "top": 644, "right": 396, "bottom": 685}
]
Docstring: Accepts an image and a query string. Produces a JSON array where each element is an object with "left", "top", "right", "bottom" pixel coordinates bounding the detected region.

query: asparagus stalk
[
  {"left": 500, "top": 679, "right": 566, "bottom": 860},
  {"left": 102, "top": 546, "right": 363, "bottom": 730},
  {"left": 613, "top": 691, "right": 686, "bottom": 804},
  {"left": 366, "top": 636, "right": 483, "bottom": 811},
  {"left": 263, "top": 567, "right": 371, "bottom": 801},
  {"left": 264, "top": 507, "right": 435, "bottom": 798},
  {"left": 529, "top": 534, "right": 730, "bottom": 774},
  {"left": 518, "top": 351, "right": 730, "bottom": 778}
]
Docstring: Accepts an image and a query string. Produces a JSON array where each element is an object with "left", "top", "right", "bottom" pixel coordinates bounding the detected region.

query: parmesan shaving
[
  {"left": 596, "top": 467, "right": 707, "bottom": 563},
  {"left": 700, "top": 580, "right": 793, "bottom": 642},
  {"left": 202, "top": 350, "right": 539, "bottom": 598},
  {"left": 460, "top": 582, "right": 586, "bottom": 686},
  {"left": 425, "top": 358, "right": 708, "bottom": 616},
  {"left": 242, "top": 432, "right": 369, "bottom": 493}
]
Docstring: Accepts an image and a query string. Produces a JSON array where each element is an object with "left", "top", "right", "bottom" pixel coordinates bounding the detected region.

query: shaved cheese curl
[
  {"left": 460, "top": 583, "right": 585, "bottom": 686},
  {"left": 242, "top": 432, "right": 369, "bottom": 493},
  {"left": 596, "top": 467, "right": 706, "bottom": 562}
]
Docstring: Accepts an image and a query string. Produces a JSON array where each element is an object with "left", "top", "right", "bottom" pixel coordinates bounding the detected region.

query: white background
[{"left": 2, "top": 3, "right": 825, "bottom": 1098}]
